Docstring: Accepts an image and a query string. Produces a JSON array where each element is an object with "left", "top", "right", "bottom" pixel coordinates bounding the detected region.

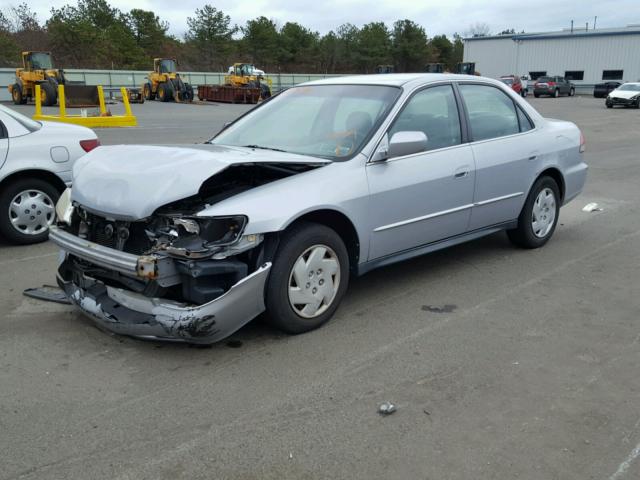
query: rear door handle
[{"left": 454, "top": 166, "right": 470, "bottom": 178}]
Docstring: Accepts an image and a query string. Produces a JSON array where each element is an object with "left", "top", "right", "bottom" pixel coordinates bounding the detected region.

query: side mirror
[{"left": 386, "top": 131, "right": 428, "bottom": 159}]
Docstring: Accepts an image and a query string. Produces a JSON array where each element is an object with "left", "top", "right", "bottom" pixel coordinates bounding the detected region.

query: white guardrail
[
  {"left": 0, "top": 68, "right": 346, "bottom": 102},
  {"left": 0, "top": 68, "right": 601, "bottom": 102}
]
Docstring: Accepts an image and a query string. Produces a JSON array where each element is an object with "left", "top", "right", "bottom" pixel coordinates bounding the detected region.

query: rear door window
[{"left": 459, "top": 84, "right": 520, "bottom": 141}]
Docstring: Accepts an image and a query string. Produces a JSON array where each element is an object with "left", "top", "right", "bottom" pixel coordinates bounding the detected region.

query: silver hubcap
[
  {"left": 288, "top": 244, "right": 340, "bottom": 319},
  {"left": 9, "top": 189, "right": 55, "bottom": 235},
  {"left": 532, "top": 187, "right": 556, "bottom": 238}
]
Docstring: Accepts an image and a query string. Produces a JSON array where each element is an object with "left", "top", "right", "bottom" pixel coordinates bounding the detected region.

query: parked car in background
[
  {"left": 0, "top": 105, "right": 98, "bottom": 244},
  {"left": 594, "top": 81, "right": 622, "bottom": 98},
  {"left": 50, "top": 74, "right": 588, "bottom": 345},
  {"left": 500, "top": 75, "right": 527, "bottom": 97},
  {"left": 605, "top": 82, "right": 640, "bottom": 108},
  {"left": 533, "top": 76, "right": 575, "bottom": 98}
]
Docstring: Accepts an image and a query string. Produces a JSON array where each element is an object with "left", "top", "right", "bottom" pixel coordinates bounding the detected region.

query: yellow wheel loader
[
  {"left": 142, "top": 58, "right": 194, "bottom": 103},
  {"left": 225, "top": 63, "right": 272, "bottom": 100},
  {"left": 8, "top": 52, "right": 66, "bottom": 106}
]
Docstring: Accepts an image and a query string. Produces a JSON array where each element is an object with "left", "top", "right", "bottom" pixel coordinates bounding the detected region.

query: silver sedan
[{"left": 50, "top": 73, "right": 588, "bottom": 343}]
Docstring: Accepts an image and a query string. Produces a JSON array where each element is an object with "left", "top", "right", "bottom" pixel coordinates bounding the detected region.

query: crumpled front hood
[
  {"left": 71, "top": 144, "right": 328, "bottom": 220},
  {"left": 609, "top": 89, "right": 640, "bottom": 100}
]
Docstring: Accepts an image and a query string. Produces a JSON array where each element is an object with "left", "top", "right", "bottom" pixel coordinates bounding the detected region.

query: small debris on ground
[
  {"left": 421, "top": 304, "right": 457, "bottom": 313},
  {"left": 582, "top": 202, "right": 603, "bottom": 212},
  {"left": 378, "top": 402, "right": 397, "bottom": 415},
  {"left": 23, "top": 285, "right": 71, "bottom": 304},
  {"left": 423, "top": 409, "right": 431, "bottom": 415}
]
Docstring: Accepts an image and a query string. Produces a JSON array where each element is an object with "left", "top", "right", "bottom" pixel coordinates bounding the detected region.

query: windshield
[
  {"left": 0, "top": 104, "right": 41, "bottom": 132},
  {"left": 211, "top": 84, "right": 401, "bottom": 160},
  {"left": 30, "top": 52, "right": 53, "bottom": 70},
  {"left": 500, "top": 78, "right": 514, "bottom": 85},
  {"left": 537, "top": 76, "right": 553, "bottom": 82},
  {"left": 618, "top": 84, "right": 640, "bottom": 92},
  {"left": 159, "top": 59, "right": 176, "bottom": 73}
]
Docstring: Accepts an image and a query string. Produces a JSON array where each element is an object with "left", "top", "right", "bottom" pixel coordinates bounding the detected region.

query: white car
[
  {"left": 605, "top": 82, "right": 640, "bottom": 108},
  {"left": 0, "top": 105, "right": 99, "bottom": 244}
]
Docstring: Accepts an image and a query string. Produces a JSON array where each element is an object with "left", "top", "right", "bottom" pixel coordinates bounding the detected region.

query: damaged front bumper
[{"left": 49, "top": 226, "right": 271, "bottom": 344}]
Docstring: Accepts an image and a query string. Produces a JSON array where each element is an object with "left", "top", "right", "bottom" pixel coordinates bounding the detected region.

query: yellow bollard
[
  {"left": 97, "top": 85, "right": 106, "bottom": 115},
  {"left": 121, "top": 87, "right": 133, "bottom": 117},
  {"left": 58, "top": 85, "right": 66, "bottom": 117},
  {"left": 34, "top": 84, "right": 42, "bottom": 117}
]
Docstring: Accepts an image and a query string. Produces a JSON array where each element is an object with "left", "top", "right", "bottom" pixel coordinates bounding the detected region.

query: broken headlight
[
  {"left": 195, "top": 215, "right": 248, "bottom": 246},
  {"left": 55, "top": 188, "right": 74, "bottom": 225}
]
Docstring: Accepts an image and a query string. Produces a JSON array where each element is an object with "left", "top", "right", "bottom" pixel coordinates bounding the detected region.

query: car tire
[
  {"left": 569, "top": 88, "right": 575, "bottom": 97},
  {"left": 606, "top": 103, "right": 613, "bottom": 108},
  {"left": 0, "top": 178, "right": 60, "bottom": 245},
  {"left": 265, "top": 222, "right": 349, "bottom": 334},
  {"left": 553, "top": 89, "right": 559, "bottom": 98},
  {"left": 534, "top": 93, "right": 540, "bottom": 98},
  {"left": 507, "top": 176, "right": 560, "bottom": 249},
  {"left": 521, "top": 89, "right": 527, "bottom": 98}
]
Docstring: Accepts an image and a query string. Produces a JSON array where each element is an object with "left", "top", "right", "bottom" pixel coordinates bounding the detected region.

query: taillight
[
  {"left": 579, "top": 131, "right": 586, "bottom": 153},
  {"left": 548, "top": 82, "right": 556, "bottom": 87},
  {"left": 80, "top": 138, "right": 100, "bottom": 152}
]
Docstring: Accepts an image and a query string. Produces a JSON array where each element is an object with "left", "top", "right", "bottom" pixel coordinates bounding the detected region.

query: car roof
[{"left": 302, "top": 73, "right": 488, "bottom": 88}]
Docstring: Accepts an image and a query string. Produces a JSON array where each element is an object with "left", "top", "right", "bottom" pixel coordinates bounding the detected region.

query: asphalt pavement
[{"left": 1, "top": 95, "right": 639, "bottom": 480}]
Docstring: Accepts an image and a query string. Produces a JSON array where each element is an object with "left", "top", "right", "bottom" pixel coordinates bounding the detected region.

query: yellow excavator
[
  {"left": 142, "top": 58, "right": 193, "bottom": 102},
  {"left": 225, "top": 63, "right": 271, "bottom": 99},
  {"left": 8, "top": 51, "right": 66, "bottom": 106}
]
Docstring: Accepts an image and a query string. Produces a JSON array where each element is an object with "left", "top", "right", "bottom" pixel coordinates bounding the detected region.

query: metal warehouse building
[{"left": 463, "top": 25, "right": 640, "bottom": 91}]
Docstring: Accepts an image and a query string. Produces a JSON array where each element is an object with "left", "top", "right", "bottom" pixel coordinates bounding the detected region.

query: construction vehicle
[
  {"left": 425, "top": 63, "right": 444, "bottom": 73},
  {"left": 376, "top": 65, "right": 395, "bottom": 74},
  {"left": 8, "top": 52, "right": 66, "bottom": 106},
  {"left": 224, "top": 63, "right": 271, "bottom": 100},
  {"left": 455, "top": 62, "right": 477, "bottom": 75},
  {"left": 142, "top": 58, "right": 194, "bottom": 102}
]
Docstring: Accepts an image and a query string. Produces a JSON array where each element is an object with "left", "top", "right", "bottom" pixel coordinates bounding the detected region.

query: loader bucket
[{"left": 64, "top": 85, "right": 100, "bottom": 107}]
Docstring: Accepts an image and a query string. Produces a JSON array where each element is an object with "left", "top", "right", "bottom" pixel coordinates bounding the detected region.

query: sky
[{"left": 11, "top": 0, "right": 640, "bottom": 38}]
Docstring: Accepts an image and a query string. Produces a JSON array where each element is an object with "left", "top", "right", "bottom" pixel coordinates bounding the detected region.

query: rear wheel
[
  {"left": 569, "top": 88, "right": 575, "bottom": 97},
  {"left": 534, "top": 93, "right": 540, "bottom": 98},
  {"left": 553, "top": 89, "right": 559, "bottom": 98},
  {"left": 0, "top": 178, "right": 59, "bottom": 244},
  {"left": 266, "top": 222, "right": 349, "bottom": 334},
  {"left": 507, "top": 176, "right": 560, "bottom": 249}
]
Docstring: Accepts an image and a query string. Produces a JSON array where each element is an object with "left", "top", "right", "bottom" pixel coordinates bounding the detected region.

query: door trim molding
[{"left": 372, "top": 192, "right": 523, "bottom": 233}]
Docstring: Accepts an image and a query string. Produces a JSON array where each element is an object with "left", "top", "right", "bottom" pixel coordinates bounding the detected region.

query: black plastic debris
[{"left": 23, "top": 285, "right": 71, "bottom": 305}]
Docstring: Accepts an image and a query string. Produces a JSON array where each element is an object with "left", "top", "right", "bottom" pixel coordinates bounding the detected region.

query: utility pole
[{"left": 594, "top": 16, "right": 597, "bottom": 30}]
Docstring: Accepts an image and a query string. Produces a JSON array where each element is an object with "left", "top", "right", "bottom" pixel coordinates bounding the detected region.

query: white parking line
[{"left": 609, "top": 442, "right": 640, "bottom": 480}]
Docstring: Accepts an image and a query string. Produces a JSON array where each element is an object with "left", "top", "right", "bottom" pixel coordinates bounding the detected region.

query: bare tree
[{"left": 464, "top": 22, "right": 491, "bottom": 38}]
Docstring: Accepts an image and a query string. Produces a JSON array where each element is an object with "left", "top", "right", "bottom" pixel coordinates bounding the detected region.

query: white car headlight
[{"left": 55, "top": 188, "right": 74, "bottom": 225}]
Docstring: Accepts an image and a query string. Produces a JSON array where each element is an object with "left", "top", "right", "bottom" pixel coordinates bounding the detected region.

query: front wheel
[
  {"left": 266, "top": 222, "right": 349, "bottom": 334},
  {"left": 553, "top": 89, "right": 559, "bottom": 98},
  {"left": 11, "top": 84, "right": 23, "bottom": 105},
  {"left": 569, "top": 88, "right": 575, "bottom": 97},
  {"left": 0, "top": 178, "right": 60, "bottom": 244},
  {"left": 507, "top": 176, "right": 560, "bottom": 249}
]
